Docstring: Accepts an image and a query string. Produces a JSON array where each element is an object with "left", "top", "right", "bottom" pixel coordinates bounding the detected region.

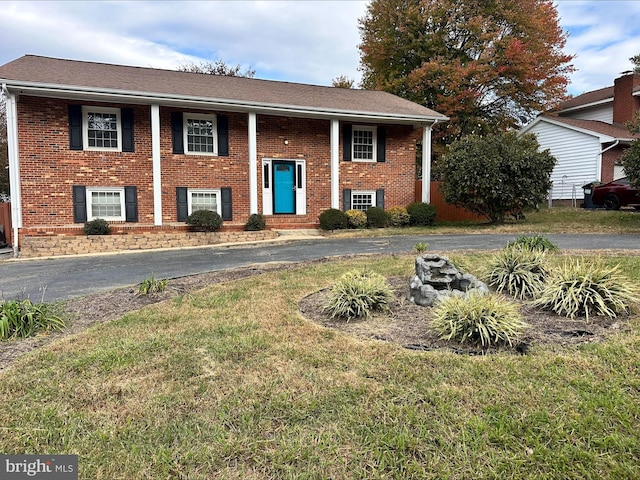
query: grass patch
[{"left": 1, "top": 255, "right": 640, "bottom": 479}]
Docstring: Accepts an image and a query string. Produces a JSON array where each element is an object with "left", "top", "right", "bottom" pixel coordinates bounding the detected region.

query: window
[
  {"left": 352, "top": 126, "right": 377, "bottom": 161},
  {"left": 184, "top": 114, "right": 217, "bottom": 155},
  {"left": 351, "top": 191, "right": 376, "bottom": 211},
  {"left": 188, "top": 189, "right": 221, "bottom": 215},
  {"left": 86, "top": 187, "right": 125, "bottom": 221},
  {"left": 82, "top": 107, "right": 122, "bottom": 151}
]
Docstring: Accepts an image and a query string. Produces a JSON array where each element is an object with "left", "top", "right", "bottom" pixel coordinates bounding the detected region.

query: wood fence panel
[
  {"left": 415, "top": 181, "right": 484, "bottom": 222},
  {"left": 0, "top": 202, "right": 12, "bottom": 245}
]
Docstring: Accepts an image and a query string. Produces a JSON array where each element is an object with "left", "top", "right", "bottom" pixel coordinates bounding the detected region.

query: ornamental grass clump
[
  {"left": 324, "top": 270, "right": 393, "bottom": 320},
  {"left": 0, "top": 299, "right": 65, "bottom": 339},
  {"left": 484, "top": 246, "right": 548, "bottom": 300},
  {"left": 430, "top": 294, "right": 527, "bottom": 348},
  {"left": 506, "top": 234, "right": 558, "bottom": 252},
  {"left": 534, "top": 259, "right": 640, "bottom": 320}
]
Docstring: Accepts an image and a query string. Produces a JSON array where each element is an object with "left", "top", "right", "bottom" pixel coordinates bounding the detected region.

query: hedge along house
[{"left": 0, "top": 56, "right": 447, "bottom": 257}]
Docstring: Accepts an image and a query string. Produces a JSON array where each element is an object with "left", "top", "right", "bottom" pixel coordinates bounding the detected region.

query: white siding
[
  {"left": 562, "top": 104, "right": 613, "bottom": 123},
  {"left": 528, "top": 121, "right": 602, "bottom": 200}
]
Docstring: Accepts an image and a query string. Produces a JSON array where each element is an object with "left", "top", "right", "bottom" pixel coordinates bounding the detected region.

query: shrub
[
  {"left": 244, "top": 213, "right": 267, "bottom": 231},
  {"left": 506, "top": 235, "right": 558, "bottom": 252},
  {"left": 430, "top": 294, "right": 527, "bottom": 348},
  {"left": 185, "top": 209, "right": 223, "bottom": 232},
  {"left": 345, "top": 209, "right": 367, "bottom": 229},
  {"left": 534, "top": 259, "right": 640, "bottom": 320},
  {"left": 387, "top": 206, "right": 410, "bottom": 227},
  {"left": 484, "top": 246, "right": 548, "bottom": 300},
  {"left": 406, "top": 202, "right": 436, "bottom": 226},
  {"left": 323, "top": 270, "right": 393, "bottom": 319},
  {"left": 0, "top": 299, "right": 65, "bottom": 339},
  {"left": 366, "top": 206, "right": 390, "bottom": 228},
  {"left": 319, "top": 208, "right": 349, "bottom": 230},
  {"left": 138, "top": 275, "right": 168, "bottom": 296},
  {"left": 84, "top": 218, "right": 111, "bottom": 235},
  {"left": 414, "top": 242, "right": 429, "bottom": 253}
]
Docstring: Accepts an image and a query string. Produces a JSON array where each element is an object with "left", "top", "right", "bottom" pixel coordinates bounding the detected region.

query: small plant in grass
[
  {"left": 345, "top": 209, "right": 367, "bottom": 229},
  {"left": 319, "top": 208, "right": 349, "bottom": 230},
  {"left": 506, "top": 234, "right": 558, "bottom": 252},
  {"left": 414, "top": 242, "right": 429, "bottom": 253},
  {"left": 138, "top": 275, "right": 168, "bottom": 296},
  {"left": 244, "top": 213, "right": 266, "bottom": 231},
  {"left": 430, "top": 294, "right": 527, "bottom": 348},
  {"left": 323, "top": 270, "right": 393, "bottom": 319},
  {"left": 185, "top": 209, "right": 223, "bottom": 232},
  {"left": 484, "top": 246, "right": 548, "bottom": 300},
  {"left": 366, "top": 206, "right": 390, "bottom": 228},
  {"left": 387, "top": 206, "right": 410, "bottom": 227},
  {"left": 84, "top": 218, "right": 111, "bottom": 235},
  {"left": 534, "top": 259, "right": 640, "bottom": 320},
  {"left": 406, "top": 202, "right": 436, "bottom": 226},
  {"left": 0, "top": 299, "right": 65, "bottom": 339}
]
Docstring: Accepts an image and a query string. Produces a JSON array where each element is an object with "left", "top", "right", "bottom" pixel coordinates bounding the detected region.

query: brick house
[
  {"left": 520, "top": 72, "right": 640, "bottom": 201},
  {"left": 0, "top": 56, "right": 447, "bottom": 256}
]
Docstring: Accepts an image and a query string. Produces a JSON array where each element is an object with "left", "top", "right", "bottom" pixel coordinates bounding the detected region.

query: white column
[
  {"left": 330, "top": 119, "right": 340, "bottom": 209},
  {"left": 151, "top": 104, "right": 162, "bottom": 226},
  {"left": 4, "top": 90, "right": 21, "bottom": 257},
  {"left": 248, "top": 112, "right": 258, "bottom": 214},
  {"left": 421, "top": 124, "right": 433, "bottom": 204}
]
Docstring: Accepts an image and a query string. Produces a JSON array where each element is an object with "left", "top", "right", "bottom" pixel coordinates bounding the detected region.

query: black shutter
[
  {"left": 171, "top": 112, "right": 184, "bottom": 154},
  {"left": 217, "top": 115, "right": 229, "bottom": 156},
  {"left": 342, "top": 188, "right": 352, "bottom": 211},
  {"left": 121, "top": 108, "right": 134, "bottom": 152},
  {"left": 376, "top": 189, "right": 385, "bottom": 210},
  {"left": 176, "top": 187, "right": 188, "bottom": 221},
  {"left": 73, "top": 185, "right": 87, "bottom": 223},
  {"left": 376, "top": 127, "right": 386, "bottom": 162},
  {"left": 124, "top": 186, "right": 138, "bottom": 222},
  {"left": 343, "top": 124, "right": 352, "bottom": 161},
  {"left": 221, "top": 187, "right": 232, "bottom": 221},
  {"left": 69, "top": 105, "right": 83, "bottom": 150}
]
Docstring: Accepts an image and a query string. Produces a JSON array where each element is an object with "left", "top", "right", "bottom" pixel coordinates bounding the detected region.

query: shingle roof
[
  {"left": 554, "top": 86, "right": 614, "bottom": 111},
  {"left": 0, "top": 55, "right": 447, "bottom": 124},
  {"left": 529, "top": 116, "right": 639, "bottom": 141}
]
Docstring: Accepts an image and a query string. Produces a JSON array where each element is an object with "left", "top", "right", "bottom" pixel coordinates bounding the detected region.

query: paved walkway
[{"left": 0, "top": 233, "right": 638, "bottom": 303}]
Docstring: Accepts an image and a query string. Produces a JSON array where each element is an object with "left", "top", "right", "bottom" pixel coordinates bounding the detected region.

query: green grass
[{"left": 1, "top": 254, "right": 640, "bottom": 478}]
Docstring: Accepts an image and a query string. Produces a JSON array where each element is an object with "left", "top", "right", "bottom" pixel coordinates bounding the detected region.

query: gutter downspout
[
  {"left": 598, "top": 140, "right": 619, "bottom": 181},
  {"left": 2, "top": 84, "right": 21, "bottom": 258}
]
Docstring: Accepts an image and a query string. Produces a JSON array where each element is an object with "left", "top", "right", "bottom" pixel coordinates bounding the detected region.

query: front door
[{"left": 273, "top": 161, "right": 296, "bottom": 214}]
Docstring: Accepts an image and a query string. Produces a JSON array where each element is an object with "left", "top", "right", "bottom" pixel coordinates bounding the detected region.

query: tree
[
  {"left": 438, "top": 132, "right": 556, "bottom": 224},
  {"left": 358, "top": 0, "right": 575, "bottom": 144},
  {"left": 332, "top": 75, "right": 355, "bottom": 88},
  {"left": 177, "top": 60, "right": 255, "bottom": 78},
  {"left": 622, "top": 141, "right": 640, "bottom": 191},
  {"left": 631, "top": 53, "right": 640, "bottom": 74}
]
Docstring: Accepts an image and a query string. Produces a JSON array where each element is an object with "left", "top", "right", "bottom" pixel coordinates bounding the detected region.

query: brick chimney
[{"left": 613, "top": 73, "right": 640, "bottom": 124}]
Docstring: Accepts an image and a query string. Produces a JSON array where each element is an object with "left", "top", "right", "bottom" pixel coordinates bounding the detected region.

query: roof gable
[{"left": 521, "top": 115, "right": 639, "bottom": 142}]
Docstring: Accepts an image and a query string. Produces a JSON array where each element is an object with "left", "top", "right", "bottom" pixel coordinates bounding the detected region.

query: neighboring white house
[{"left": 520, "top": 73, "right": 640, "bottom": 201}]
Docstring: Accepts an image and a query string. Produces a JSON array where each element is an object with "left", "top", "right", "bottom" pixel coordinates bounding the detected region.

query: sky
[{"left": 1, "top": 0, "right": 639, "bottom": 97}]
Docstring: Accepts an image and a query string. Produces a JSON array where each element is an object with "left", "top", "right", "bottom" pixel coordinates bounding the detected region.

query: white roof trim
[{"left": 519, "top": 116, "right": 617, "bottom": 142}]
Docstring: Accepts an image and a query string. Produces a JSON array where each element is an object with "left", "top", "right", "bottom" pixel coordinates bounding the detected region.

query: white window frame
[
  {"left": 187, "top": 188, "right": 221, "bottom": 215},
  {"left": 184, "top": 113, "right": 218, "bottom": 156},
  {"left": 351, "top": 190, "right": 376, "bottom": 211},
  {"left": 82, "top": 106, "right": 122, "bottom": 152},
  {"left": 352, "top": 126, "right": 377, "bottom": 162},
  {"left": 86, "top": 187, "right": 125, "bottom": 221}
]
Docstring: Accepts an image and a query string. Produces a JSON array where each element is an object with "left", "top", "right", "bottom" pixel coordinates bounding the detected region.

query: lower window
[
  {"left": 351, "top": 191, "right": 376, "bottom": 211},
  {"left": 87, "top": 188, "right": 125, "bottom": 221},
  {"left": 188, "top": 189, "right": 221, "bottom": 215}
]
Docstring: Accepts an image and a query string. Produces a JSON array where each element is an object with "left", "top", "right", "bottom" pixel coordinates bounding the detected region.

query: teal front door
[{"left": 273, "top": 161, "right": 296, "bottom": 214}]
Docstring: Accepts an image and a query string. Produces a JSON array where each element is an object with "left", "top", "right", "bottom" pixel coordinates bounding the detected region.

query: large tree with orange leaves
[{"left": 359, "top": 0, "right": 575, "bottom": 145}]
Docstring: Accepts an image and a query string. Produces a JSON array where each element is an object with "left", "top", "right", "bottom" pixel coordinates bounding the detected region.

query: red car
[{"left": 591, "top": 177, "right": 640, "bottom": 210}]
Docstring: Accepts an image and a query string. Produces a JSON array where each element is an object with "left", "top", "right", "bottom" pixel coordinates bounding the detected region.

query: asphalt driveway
[{"left": 0, "top": 233, "right": 638, "bottom": 303}]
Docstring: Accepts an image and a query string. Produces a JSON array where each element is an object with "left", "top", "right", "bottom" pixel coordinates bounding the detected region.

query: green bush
[
  {"left": 506, "top": 235, "right": 558, "bottom": 252},
  {"left": 534, "top": 259, "right": 640, "bottom": 320},
  {"left": 484, "top": 246, "right": 548, "bottom": 300},
  {"left": 387, "top": 206, "right": 410, "bottom": 227},
  {"left": 319, "top": 208, "right": 349, "bottom": 230},
  {"left": 345, "top": 209, "right": 367, "bottom": 229},
  {"left": 414, "top": 242, "right": 429, "bottom": 253},
  {"left": 185, "top": 209, "right": 223, "bottom": 232},
  {"left": 84, "top": 218, "right": 111, "bottom": 235},
  {"left": 406, "top": 202, "right": 436, "bottom": 226},
  {"left": 244, "top": 213, "right": 267, "bottom": 231},
  {"left": 366, "top": 206, "right": 390, "bottom": 228},
  {"left": 0, "top": 299, "right": 65, "bottom": 339},
  {"left": 138, "top": 275, "right": 168, "bottom": 296},
  {"left": 430, "top": 294, "right": 527, "bottom": 348},
  {"left": 323, "top": 270, "right": 393, "bottom": 319}
]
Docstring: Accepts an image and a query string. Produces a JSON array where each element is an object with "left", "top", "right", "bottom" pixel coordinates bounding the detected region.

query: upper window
[
  {"left": 82, "top": 107, "right": 122, "bottom": 151},
  {"left": 351, "top": 191, "right": 376, "bottom": 211},
  {"left": 184, "top": 114, "right": 217, "bottom": 155},
  {"left": 86, "top": 187, "right": 125, "bottom": 221},
  {"left": 188, "top": 189, "right": 221, "bottom": 215},
  {"left": 352, "top": 126, "right": 377, "bottom": 162}
]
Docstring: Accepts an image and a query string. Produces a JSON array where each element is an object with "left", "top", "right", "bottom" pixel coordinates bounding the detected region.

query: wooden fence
[
  {"left": 415, "top": 181, "right": 484, "bottom": 222},
  {"left": 0, "top": 202, "right": 11, "bottom": 246}
]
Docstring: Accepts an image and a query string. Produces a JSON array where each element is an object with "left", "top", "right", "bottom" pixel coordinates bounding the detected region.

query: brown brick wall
[{"left": 601, "top": 146, "right": 626, "bottom": 183}]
